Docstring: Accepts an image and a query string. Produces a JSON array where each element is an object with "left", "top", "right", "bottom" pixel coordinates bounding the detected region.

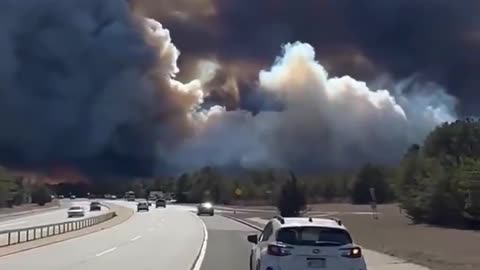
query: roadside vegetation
[
  {"left": 166, "top": 118, "right": 480, "bottom": 227},
  {"left": 0, "top": 167, "right": 52, "bottom": 207}
]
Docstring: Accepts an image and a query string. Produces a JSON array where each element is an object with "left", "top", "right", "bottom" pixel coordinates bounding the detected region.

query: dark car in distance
[
  {"left": 137, "top": 202, "right": 149, "bottom": 212},
  {"left": 197, "top": 202, "right": 214, "bottom": 216},
  {"left": 90, "top": 201, "right": 101, "bottom": 211},
  {"left": 156, "top": 199, "right": 167, "bottom": 208}
]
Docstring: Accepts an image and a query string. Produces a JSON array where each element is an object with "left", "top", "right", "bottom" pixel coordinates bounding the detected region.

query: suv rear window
[{"left": 276, "top": 227, "right": 352, "bottom": 246}]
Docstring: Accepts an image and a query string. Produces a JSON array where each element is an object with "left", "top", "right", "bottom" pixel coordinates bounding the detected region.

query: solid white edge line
[
  {"left": 130, "top": 235, "right": 142, "bottom": 242},
  {"left": 95, "top": 247, "right": 117, "bottom": 257},
  {"left": 191, "top": 213, "right": 208, "bottom": 270}
]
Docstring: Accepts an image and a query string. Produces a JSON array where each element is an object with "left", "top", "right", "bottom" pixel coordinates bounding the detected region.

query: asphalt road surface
[
  {"left": 0, "top": 200, "right": 107, "bottom": 231},
  {"left": 199, "top": 214, "right": 257, "bottom": 270},
  {"left": 0, "top": 202, "right": 204, "bottom": 270},
  {"left": 0, "top": 202, "right": 429, "bottom": 270}
]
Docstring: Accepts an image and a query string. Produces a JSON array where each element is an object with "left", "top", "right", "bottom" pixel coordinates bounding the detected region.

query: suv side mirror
[{"left": 247, "top": 234, "right": 258, "bottom": 244}]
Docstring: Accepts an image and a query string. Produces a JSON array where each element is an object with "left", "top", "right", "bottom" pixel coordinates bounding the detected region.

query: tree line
[
  {"left": 2, "top": 118, "right": 480, "bottom": 227},
  {"left": 0, "top": 168, "right": 53, "bottom": 207},
  {"left": 169, "top": 119, "right": 480, "bottom": 226}
]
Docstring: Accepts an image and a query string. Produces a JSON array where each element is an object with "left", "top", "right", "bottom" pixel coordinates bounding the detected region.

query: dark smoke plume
[
  {"left": 133, "top": 0, "right": 480, "bottom": 115},
  {"left": 0, "top": 0, "right": 202, "bottom": 176},
  {"left": 0, "top": 0, "right": 462, "bottom": 177}
]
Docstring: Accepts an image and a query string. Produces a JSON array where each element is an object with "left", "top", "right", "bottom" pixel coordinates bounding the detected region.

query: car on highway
[
  {"left": 155, "top": 199, "right": 167, "bottom": 208},
  {"left": 89, "top": 201, "right": 102, "bottom": 211},
  {"left": 247, "top": 216, "right": 367, "bottom": 270},
  {"left": 111, "top": 195, "right": 117, "bottom": 200},
  {"left": 197, "top": 202, "right": 214, "bottom": 216},
  {"left": 67, "top": 206, "right": 85, "bottom": 218},
  {"left": 58, "top": 195, "right": 64, "bottom": 199},
  {"left": 70, "top": 195, "right": 76, "bottom": 200},
  {"left": 137, "top": 202, "right": 149, "bottom": 212}
]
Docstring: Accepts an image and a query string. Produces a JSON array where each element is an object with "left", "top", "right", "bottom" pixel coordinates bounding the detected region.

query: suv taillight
[
  {"left": 340, "top": 247, "right": 362, "bottom": 258},
  {"left": 267, "top": 244, "right": 292, "bottom": 256}
]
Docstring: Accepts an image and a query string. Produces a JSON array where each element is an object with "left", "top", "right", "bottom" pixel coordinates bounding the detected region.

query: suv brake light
[
  {"left": 340, "top": 247, "right": 362, "bottom": 258},
  {"left": 267, "top": 244, "right": 292, "bottom": 256}
]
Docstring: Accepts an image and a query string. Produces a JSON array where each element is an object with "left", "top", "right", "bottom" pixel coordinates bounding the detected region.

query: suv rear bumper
[{"left": 197, "top": 209, "right": 214, "bottom": 215}]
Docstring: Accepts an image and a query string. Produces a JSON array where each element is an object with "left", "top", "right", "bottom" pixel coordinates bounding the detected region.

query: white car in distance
[
  {"left": 248, "top": 216, "right": 367, "bottom": 270},
  {"left": 67, "top": 206, "right": 86, "bottom": 218}
]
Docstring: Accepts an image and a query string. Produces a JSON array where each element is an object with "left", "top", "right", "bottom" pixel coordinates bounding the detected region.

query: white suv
[{"left": 247, "top": 216, "right": 367, "bottom": 270}]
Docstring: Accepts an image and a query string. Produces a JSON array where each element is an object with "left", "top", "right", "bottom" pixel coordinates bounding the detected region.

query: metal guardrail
[{"left": 0, "top": 211, "right": 116, "bottom": 247}]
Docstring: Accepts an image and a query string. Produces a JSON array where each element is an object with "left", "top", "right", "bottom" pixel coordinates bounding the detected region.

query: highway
[
  {"left": 0, "top": 200, "right": 108, "bottom": 230},
  {"left": 0, "top": 201, "right": 429, "bottom": 270},
  {"left": 0, "top": 201, "right": 205, "bottom": 270}
]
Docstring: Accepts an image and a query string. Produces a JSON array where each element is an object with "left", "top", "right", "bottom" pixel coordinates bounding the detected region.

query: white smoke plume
[{"left": 169, "top": 42, "right": 457, "bottom": 172}]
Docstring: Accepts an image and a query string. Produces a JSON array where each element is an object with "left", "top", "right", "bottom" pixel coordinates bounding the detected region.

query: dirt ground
[{"left": 222, "top": 203, "right": 480, "bottom": 270}]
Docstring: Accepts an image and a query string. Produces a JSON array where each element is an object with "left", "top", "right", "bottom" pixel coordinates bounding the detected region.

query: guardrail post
[{"left": 0, "top": 211, "right": 115, "bottom": 247}]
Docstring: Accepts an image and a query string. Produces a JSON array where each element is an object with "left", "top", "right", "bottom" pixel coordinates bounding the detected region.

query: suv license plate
[{"left": 307, "top": 259, "right": 325, "bottom": 268}]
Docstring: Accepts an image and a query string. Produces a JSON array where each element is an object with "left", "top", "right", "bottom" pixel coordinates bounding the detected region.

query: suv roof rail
[
  {"left": 274, "top": 215, "right": 285, "bottom": 224},
  {"left": 327, "top": 217, "right": 342, "bottom": 226}
]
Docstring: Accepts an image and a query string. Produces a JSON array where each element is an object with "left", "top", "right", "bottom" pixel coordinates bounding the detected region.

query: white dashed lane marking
[{"left": 95, "top": 247, "right": 117, "bottom": 257}]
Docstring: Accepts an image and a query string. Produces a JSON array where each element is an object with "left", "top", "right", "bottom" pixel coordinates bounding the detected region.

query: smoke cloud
[
  {"left": 133, "top": 0, "right": 480, "bottom": 115},
  {"left": 171, "top": 42, "right": 456, "bottom": 172},
  {"left": 0, "top": 0, "right": 459, "bottom": 176},
  {"left": 0, "top": 0, "right": 202, "bottom": 175}
]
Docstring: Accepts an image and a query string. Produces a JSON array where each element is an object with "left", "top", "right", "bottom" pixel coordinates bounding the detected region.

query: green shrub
[
  {"left": 31, "top": 184, "right": 52, "bottom": 206},
  {"left": 277, "top": 172, "right": 306, "bottom": 217},
  {"left": 351, "top": 164, "right": 393, "bottom": 204}
]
